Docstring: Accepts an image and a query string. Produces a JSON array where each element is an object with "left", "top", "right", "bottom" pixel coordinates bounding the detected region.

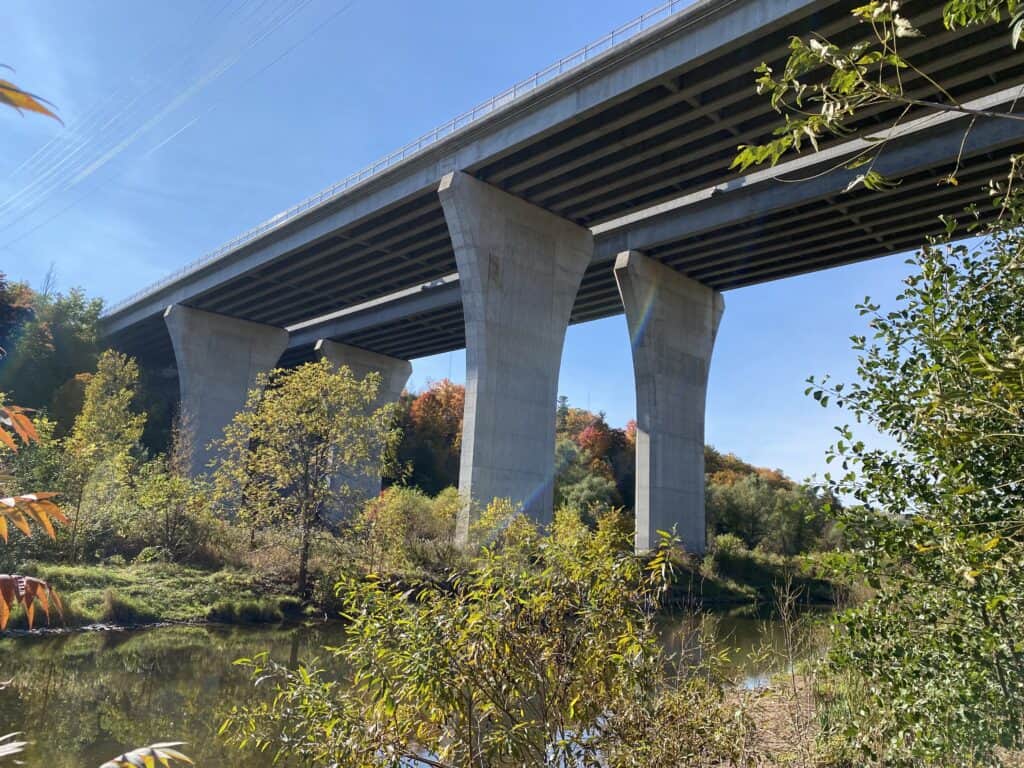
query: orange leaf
[
  {"left": 0, "top": 576, "right": 15, "bottom": 608},
  {"left": 4, "top": 511, "right": 31, "bottom": 538},
  {"left": 48, "top": 586, "right": 63, "bottom": 618},
  {"left": 0, "top": 79, "right": 61, "bottom": 124},
  {"left": 0, "top": 517, "right": 8, "bottom": 543},
  {"left": 25, "top": 505, "right": 54, "bottom": 539},
  {"left": 9, "top": 412, "right": 38, "bottom": 444},
  {"left": 0, "top": 428, "right": 15, "bottom": 452}
]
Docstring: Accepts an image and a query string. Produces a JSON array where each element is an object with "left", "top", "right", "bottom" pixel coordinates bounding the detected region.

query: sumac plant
[
  {"left": 98, "top": 742, "right": 193, "bottom": 768},
  {"left": 0, "top": 574, "right": 61, "bottom": 630}
]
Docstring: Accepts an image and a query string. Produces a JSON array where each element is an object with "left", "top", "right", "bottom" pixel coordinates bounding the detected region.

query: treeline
[
  {"left": 1, "top": 272, "right": 836, "bottom": 571},
  {"left": 393, "top": 379, "right": 837, "bottom": 556}
]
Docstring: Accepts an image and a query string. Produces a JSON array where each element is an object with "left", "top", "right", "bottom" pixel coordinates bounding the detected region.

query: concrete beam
[
  {"left": 102, "top": 0, "right": 819, "bottom": 334},
  {"left": 614, "top": 250, "right": 723, "bottom": 554},
  {"left": 287, "top": 276, "right": 461, "bottom": 349},
  {"left": 438, "top": 171, "right": 592, "bottom": 541},
  {"left": 593, "top": 89, "right": 1024, "bottom": 262},
  {"left": 315, "top": 340, "right": 412, "bottom": 515},
  {"left": 164, "top": 305, "right": 288, "bottom": 475}
]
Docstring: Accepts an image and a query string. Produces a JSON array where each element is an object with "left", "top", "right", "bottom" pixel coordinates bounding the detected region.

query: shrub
[
  {"left": 134, "top": 545, "right": 167, "bottom": 565},
  {"left": 100, "top": 589, "right": 159, "bottom": 626}
]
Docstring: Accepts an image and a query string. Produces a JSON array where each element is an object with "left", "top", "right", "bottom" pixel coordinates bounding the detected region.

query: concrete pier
[
  {"left": 315, "top": 339, "right": 412, "bottom": 508},
  {"left": 164, "top": 304, "right": 288, "bottom": 475},
  {"left": 438, "top": 171, "right": 592, "bottom": 542},
  {"left": 614, "top": 250, "right": 724, "bottom": 554}
]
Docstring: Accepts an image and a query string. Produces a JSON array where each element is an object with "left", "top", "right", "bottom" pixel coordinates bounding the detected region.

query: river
[{"left": 0, "top": 614, "right": 810, "bottom": 767}]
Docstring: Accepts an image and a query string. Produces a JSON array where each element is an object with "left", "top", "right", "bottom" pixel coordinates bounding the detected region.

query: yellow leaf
[
  {"left": 4, "top": 510, "right": 31, "bottom": 538},
  {"left": 0, "top": 79, "right": 61, "bottom": 123}
]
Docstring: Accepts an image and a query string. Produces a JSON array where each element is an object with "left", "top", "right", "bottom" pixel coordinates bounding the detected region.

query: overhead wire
[
  {"left": 0, "top": 0, "right": 304, "bottom": 224},
  {"left": 0, "top": 0, "right": 359, "bottom": 252}
]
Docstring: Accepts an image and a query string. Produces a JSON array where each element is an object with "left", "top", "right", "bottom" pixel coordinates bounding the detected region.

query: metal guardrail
[{"left": 103, "top": 0, "right": 694, "bottom": 317}]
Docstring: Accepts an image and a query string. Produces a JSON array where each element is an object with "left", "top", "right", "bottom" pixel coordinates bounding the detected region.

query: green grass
[
  {"left": 665, "top": 538, "right": 843, "bottom": 609},
  {"left": 9, "top": 562, "right": 299, "bottom": 629}
]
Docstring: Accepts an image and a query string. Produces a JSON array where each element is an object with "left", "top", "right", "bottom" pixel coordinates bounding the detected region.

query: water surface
[{"left": 0, "top": 614, "right": 807, "bottom": 766}]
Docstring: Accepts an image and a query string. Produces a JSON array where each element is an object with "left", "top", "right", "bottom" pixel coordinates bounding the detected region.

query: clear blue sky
[{"left": 0, "top": 0, "right": 908, "bottom": 483}]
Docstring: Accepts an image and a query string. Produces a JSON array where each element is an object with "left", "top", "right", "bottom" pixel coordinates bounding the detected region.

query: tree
[
  {"left": 62, "top": 351, "right": 146, "bottom": 562},
  {"left": 802, "top": 192, "right": 1024, "bottom": 763},
  {"left": 738, "top": 1, "right": 1024, "bottom": 762},
  {"left": 0, "top": 272, "right": 32, "bottom": 359},
  {"left": 0, "top": 286, "right": 103, "bottom": 434},
  {"left": 554, "top": 401, "right": 633, "bottom": 511},
  {"left": 131, "top": 420, "right": 212, "bottom": 563},
  {"left": 705, "top": 473, "right": 831, "bottom": 556},
  {"left": 393, "top": 379, "right": 464, "bottom": 493},
  {"left": 213, "top": 360, "right": 399, "bottom": 594}
]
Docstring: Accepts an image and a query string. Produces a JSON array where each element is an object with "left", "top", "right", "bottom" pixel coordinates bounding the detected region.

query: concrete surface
[
  {"left": 438, "top": 171, "right": 592, "bottom": 543},
  {"left": 164, "top": 304, "right": 288, "bottom": 475},
  {"left": 614, "top": 250, "right": 723, "bottom": 554}
]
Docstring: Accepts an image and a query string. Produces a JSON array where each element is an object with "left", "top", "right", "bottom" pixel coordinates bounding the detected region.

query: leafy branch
[{"left": 732, "top": 0, "right": 1024, "bottom": 191}]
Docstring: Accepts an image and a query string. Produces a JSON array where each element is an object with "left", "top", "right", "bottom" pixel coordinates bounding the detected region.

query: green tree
[
  {"left": 212, "top": 359, "right": 398, "bottom": 594},
  {"left": 0, "top": 286, "right": 103, "bottom": 434},
  {"left": 806, "top": 186, "right": 1024, "bottom": 764},
  {"left": 0, "top": 272, "right": 32, "bottom": 358},
  {"left": 706, "top": 474, "right": 831, "bottom": 555},
  {"left": 738, "top": 1, "right": 1024, "bottom": 762},
  {"left": 62, "top": 350, "right": 146, "bottom": 562},
  {"left": 130, "top": 421, "right": 213, "bottom": 563}
]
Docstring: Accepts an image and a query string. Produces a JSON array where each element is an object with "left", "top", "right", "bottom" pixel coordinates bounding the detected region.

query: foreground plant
[
  {"left": 222, "top": 510, "right": 750, "bottom": 767},
  {"left": 733, "top": 0, "right": 1024, "bottom": 190},
  {"left": 805, "top": 176, "right": 1024, "bottom": 763},
  {"left": 98, "top": 742, "right": 193, "bottom": 768}
]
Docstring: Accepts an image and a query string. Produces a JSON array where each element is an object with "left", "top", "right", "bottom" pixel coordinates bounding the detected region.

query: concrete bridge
[{"left": 101, "top": 0, "right": 1024, "bottom": 552}]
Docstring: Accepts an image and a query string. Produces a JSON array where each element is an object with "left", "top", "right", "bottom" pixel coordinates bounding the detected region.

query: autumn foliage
[{"left": 393, "top": 378, "right": 465, "bottom": 493}]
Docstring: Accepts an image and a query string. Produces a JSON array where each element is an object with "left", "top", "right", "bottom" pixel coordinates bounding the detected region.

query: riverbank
[
  {"left": 11, "top": 561, "right": 305, "bottom": 630},
  {"left": 6, "top": 542, "right": 850, "bottom": 634}
]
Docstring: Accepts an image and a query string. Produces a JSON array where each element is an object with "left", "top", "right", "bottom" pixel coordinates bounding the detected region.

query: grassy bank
[
  {"left": 4, "top": 533, "right": 853, "bottom": 633},
  {"left": 12, "top": 562, "right": 305, "bottom": 630},
  {"left": 668, "top": 535, "right": 854, "bottom": 610}
]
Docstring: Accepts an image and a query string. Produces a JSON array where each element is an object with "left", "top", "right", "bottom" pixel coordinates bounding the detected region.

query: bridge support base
[
  {"left": 315, "top": 339, "right": 412, "bottom": 516},
  {"left": 164, "top": 304, "right": 288, "bottom": 475},
  {"left": 614, "top": 250, "right": 724, "bottom": 555},
  {"left": 438, "top": 171, "right": 592, "bottom": 544}
]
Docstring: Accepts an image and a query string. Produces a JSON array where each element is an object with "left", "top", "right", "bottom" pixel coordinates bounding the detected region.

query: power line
[{"left": 0, "top": 0, "right": 360, "bottom": 251}]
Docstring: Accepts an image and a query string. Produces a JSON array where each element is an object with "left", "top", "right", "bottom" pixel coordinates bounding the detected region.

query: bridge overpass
[{"left": 101, "top": 0, "right": 1024, "bottom": 551}]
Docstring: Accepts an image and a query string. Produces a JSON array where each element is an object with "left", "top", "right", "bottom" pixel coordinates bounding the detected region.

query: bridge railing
[{"left": 103, "top": 0, "right": 693, "bottom": 318}]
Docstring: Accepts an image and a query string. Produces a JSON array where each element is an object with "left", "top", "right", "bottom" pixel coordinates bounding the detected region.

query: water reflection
[
  {"left": 0, "top": 624, "right": 340, "bottom": 768},
  {"left": 0, "top": 615, "right": 810, "bottom": 767},
  {"left": 659, "top": 611, "right": 818, "bottom": 688}
]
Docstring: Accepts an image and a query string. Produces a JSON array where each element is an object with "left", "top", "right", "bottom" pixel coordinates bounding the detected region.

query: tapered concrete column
[
  {"left": 164, "top": 304, "right": 288, "bottom": 475},
  {"left": 315, "top": 339, "right": 412, "bottom": 506},
  {"left": 438, "top": 171, "right": 593, "bottom": 542},
  {"left": 614, "top": 250, "right": 724, "bottom": 554}
]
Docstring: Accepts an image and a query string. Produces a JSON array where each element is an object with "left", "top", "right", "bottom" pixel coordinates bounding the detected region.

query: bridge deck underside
[
  {"left": 115, "top": 135, "right": 1020, "bottom": 368},
  {"left": 106, "top": 0, "right": 1024, "bottom": 366}
]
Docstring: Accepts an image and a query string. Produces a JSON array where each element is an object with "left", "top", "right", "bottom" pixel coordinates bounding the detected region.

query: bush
[
  {"left": 207, "top": 597, "right": 293, "bottom": 625},
  {"left": 100, "top": 589, "right": 160, "bottom": 625},
  {"left": 134, "top": 545, "right": 167, "bottom": 564},
  {"left": 358, "top": 485, "right": 458, "bottom": 575}
]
